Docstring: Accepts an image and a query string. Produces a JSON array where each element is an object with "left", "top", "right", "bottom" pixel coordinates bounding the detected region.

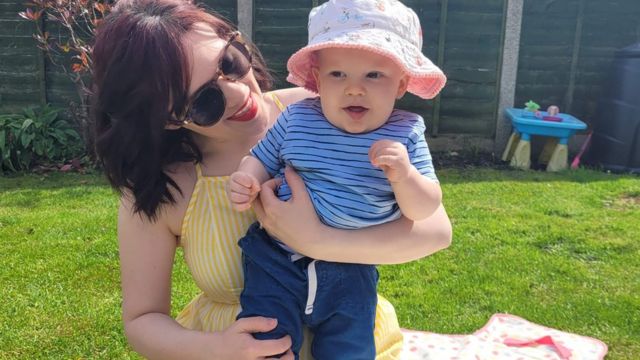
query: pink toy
[
  {"left": 571, "top": 131, "right": 593, "bottom": 169},
  {"left": 543, "top": 105, "right": 563, "bottom": 122},
  {"left": 543, "top": 116, "right": 563, "bottom": 122}
]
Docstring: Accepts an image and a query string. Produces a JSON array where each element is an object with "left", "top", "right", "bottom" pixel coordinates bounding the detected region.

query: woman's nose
[
  {"left": 216, "top": 75, "right": 244, "bottom": 96},
  {"left": 215, "top": 75, "right": 250, "bottom": 116}
]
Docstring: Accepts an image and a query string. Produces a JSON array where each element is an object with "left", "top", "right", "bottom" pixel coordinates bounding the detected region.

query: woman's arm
[
  {"left": 252, "top": 167, "right": 452, "bottom": 265},
  {"left": 118, "top": 197, "right": 293, "bottom": 360}
]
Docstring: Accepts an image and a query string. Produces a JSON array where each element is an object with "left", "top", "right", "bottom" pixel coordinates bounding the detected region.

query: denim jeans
[{"left": 237, "top": 222, "right": 378, "bottom": 360}]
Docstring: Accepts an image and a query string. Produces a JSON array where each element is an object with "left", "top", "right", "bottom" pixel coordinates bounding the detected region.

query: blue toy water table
[{"left": 502, "top": 108, "right": 587, "bottom": 171}]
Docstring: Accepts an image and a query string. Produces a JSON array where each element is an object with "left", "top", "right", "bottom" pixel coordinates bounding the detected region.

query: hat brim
[{"left": 286, "top": 28, "right": 446, "bottom": 99}]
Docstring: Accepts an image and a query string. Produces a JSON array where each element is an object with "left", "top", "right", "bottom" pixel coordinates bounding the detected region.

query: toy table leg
[
  {"left": 538, "top": 138, "right": 559, "bottom": 165},
  {"left": 510, "top": 134, "right": 531, "bottom": 170},
  {"left": 502, "top": 132, "right": 521, "bottom": 162},
  {"left": 546, "top": 140, "right": 568, "bottom": 172}
]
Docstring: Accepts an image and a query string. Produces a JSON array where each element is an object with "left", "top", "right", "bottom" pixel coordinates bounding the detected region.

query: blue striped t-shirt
[{"left": 251, "top": 97, "right": 437, "bottom": 230}]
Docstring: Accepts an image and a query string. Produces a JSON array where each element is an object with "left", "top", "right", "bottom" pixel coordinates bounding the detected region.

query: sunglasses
[{"left": 169, "top": 31, "right": 253, "bottom": 127}]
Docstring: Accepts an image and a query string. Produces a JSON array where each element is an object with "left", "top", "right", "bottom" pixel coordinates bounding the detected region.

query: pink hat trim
[{"left": 287, "top": 43, "right": 446, "bottom": 100}]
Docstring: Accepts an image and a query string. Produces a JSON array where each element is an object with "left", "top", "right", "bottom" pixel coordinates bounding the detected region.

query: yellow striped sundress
[{"left": 175, "top": 94, "right": 404, "bottom": 359}]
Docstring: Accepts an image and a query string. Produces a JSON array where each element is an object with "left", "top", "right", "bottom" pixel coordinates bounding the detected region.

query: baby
[{"left": 228, "top": 0, "right": 447, "bottom": 358}]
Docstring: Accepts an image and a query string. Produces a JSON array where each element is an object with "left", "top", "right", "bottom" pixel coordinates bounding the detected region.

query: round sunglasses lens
[
  {"left": 220, "top": 41, "right": 252, "bottom": 80},
  {"left": 190, "top": 87, "right": 225, "bottom": 126}
]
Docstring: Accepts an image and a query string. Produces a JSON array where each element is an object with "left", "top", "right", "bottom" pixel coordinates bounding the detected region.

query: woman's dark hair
[{"left": 92, "top": 0, "right": 273, "bottom": 220}]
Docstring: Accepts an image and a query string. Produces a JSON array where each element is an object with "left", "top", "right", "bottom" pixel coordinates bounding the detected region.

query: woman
[{"left": 92, "top": 0, "right": 452, "bottom": 359}]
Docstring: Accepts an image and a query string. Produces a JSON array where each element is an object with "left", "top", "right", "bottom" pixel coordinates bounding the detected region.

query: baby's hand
[
  {"left": 369, "top": 139, "right": 412, "bottom": 183},
  {"left": 228, "top": 172, "right": 261, "bottom": 211}
]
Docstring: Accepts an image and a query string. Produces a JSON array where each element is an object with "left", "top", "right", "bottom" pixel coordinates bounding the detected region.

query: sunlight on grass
[{"left": 1, "top": 169, "right": 638, "bottom": 358}]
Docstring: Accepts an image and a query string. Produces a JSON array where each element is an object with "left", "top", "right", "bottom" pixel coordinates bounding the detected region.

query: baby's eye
[
  {"left": 329, "top": 71, "right": 345, "bottom": 78},
  {"left": 366, "top": 72, "right": 383, "bottom": 79}
]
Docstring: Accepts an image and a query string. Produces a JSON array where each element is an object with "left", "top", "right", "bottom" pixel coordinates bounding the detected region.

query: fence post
[
  {"left": 494, "top": 0, "right": 523, "bottom": 156},
  {"left": 431, "top": 0, "right": 448, "bottom": 137},
  {"left": 237, "top": 0, "right": 253, "bottom": 40},
  {"left": 37, "top": 15, "right": 47, "bottom": 106},
  {"left": 564, "top": 0, "right": 585, "bottom": 114}
]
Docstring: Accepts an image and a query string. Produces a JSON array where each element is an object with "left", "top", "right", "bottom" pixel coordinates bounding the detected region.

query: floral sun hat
[{"left": 286, "top": 0, "right": 447, "bottom": 99}]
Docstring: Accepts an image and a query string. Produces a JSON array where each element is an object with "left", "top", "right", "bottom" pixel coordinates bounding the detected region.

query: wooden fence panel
[
  {"left": 397, "top": 0, "right": 504, "bottom": 137},
  {"left": 42, "top": 23, "right": 85, "bottom": 116},
  {"left": 253, "top": 0, "right": 505, "bottom": 138},
  {"left": 199, "top": 0, "right": 237, "bottom": 24},
  {"left": 253, "top": 0, "right": 314, "bottom": 90},
  {"left": 3, "top": 0, "right": 640, "bottom": 139},
  {"left": 0, "top": 2, "right": 43, "bottom": 113},
  {"left": 515, "top": 0, "right": 640, "bottom": 128},
  {"left": 570, "top": 0, "right": 640, "bottom": 124},
  {"left": 399, "top": 0, "right": 442, "bottom": 135},
  {"left": 1, "top": 1, "right": 236, "bottom": 116}
]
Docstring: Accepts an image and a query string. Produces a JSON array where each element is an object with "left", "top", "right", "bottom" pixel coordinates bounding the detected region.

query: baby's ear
[
  {"left": 396, "top": 74, "right": 410, "bottom": 99},
  {"left": 311, "top": 67, "right": 321, "bottom": 91}
]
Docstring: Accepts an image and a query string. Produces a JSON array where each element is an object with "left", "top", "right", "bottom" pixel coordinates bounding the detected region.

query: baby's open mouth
[
  {"left": 345, "top": 106, "right": 367, "bottom": 113},
  {"left": 344, "top": 106, "right": 369, "bottom": 120}
]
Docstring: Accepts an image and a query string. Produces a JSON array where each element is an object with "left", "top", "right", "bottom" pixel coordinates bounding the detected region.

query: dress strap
[
  {"left": 271, "top": 92, "right": 286, "bottom": 112},
  {"left": 194, "top": 162, "right": 203, "bottom": 179}
]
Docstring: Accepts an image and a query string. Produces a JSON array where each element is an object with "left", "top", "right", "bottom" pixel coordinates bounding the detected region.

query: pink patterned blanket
[{"left": 399, "top": 314, "right": 607, "bottom": 360}]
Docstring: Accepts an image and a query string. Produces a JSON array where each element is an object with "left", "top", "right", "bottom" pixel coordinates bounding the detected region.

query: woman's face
[{"left": 181, "top": 23, "right": 267, "bottom": 137}]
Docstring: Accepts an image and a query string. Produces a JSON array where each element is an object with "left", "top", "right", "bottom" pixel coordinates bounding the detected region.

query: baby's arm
[
  {"left": 369, "top": 139, "right": 442, "bottom": 221},
  {"left": 228, "top": 105, "right": 291, "bottom": 211},
  {"left": 228, "top": 155, "right": 271, "bottom": 211}
]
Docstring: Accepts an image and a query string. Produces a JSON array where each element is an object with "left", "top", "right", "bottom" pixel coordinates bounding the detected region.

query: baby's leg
[
  {"left": 308, "top": 262, "right": 378, "bottom": 360},
  {"left": 237, "top": 223, "right": 306, "bottom": 357}
]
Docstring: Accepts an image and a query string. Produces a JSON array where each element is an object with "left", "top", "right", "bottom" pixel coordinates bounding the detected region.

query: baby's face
[{"left": 312, "top": 48, "right": 409, "bottom": 134}]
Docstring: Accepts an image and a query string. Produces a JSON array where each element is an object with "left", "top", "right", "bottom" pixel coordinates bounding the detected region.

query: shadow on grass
[
  {"left": 0, "top": 187, "right": 117, "bottom": 209},
  {"left": 432, "top": 151, "right": 639, "bottom": 184},
  {"left": 0, "top": 171, "right": 109, "bottom": 192},
  {"left": 0, "top": 172, "right": 115, "bottom": 209},
  {"left": 2, "top": 160, "right": 638, "bottom": 191}
]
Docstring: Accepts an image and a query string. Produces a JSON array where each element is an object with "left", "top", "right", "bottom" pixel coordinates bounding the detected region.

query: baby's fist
[
  {"left": 227, "top": 172, "right": 261, "bottom": 211},
  {"left": 369, "top": 139, "right": 412, "bottom": 183}
]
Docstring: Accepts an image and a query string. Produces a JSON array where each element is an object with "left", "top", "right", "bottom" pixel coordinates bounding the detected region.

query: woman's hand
[
  {"left": 253, "top": 167, "right": 452, "bottom": 265},
  {"left": 119, "top": 198, "right": 294, "bottom": 360},
  {"left": 211, "top": 317, "right": 294, "bottom": 360},
  {"left": 252, "top": 167, "right": 323, "bottom": 256}
]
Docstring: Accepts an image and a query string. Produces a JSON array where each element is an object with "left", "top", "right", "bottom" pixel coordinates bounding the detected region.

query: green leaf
[
  {"left": 44, "top": 111, "right": 59, "bottom": 124},
  {"left": 65, "top": 129, "right": 81, "bottom": 139},
  {"left": 21, "top": 118, "right": 34, "bottom": 130},
  {"left": 23, "top": 107, "right": 36, "bottom": 119},
  {"left": 2, "top": 157, "right": 17, "bottom": 172},
  {"left": 0, "top": 105, "right": 85, "bottom": 171},
  {"left": 34, "top": 142, "right": 43, "bottom": 156},
  {"left": 51, "top": 130, "right": 65, "bottom": 142},
  {"left": 0, "top": 130, "right": 5, "bottom": 154},
  {"left": 21, "top": 133, "right": 30, "bottom": 147}
]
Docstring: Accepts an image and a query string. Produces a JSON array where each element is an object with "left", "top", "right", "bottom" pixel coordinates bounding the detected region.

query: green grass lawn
[{"left": 1, "top": 168, "right": 638, "bottom": 359}]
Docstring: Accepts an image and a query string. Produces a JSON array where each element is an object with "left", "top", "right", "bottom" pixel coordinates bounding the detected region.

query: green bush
[{"left": 0, "top": 105, "right": 84, "bottom": 172}]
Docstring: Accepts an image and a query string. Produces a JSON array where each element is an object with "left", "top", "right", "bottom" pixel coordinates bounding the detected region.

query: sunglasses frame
[{"left": 169, "top": 31, "right": 253, "bottom": 127}]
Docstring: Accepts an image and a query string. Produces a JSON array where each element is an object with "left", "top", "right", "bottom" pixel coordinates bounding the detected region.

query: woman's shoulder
[
  {"left": 121, "top": 161, "right": 197, "bottom": 236},
  {"left": 165, "top": 160, "right": 197, "bottom": 181},
  {"left": 164, "top": 161, "right": 198, "bottom": 204},
  {"left": 266, "top": 87, "right": 318, "bottom": 108}
]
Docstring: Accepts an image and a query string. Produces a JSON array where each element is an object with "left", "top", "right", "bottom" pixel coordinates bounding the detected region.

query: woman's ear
[{"left": 396, "top": 74, "right": 410, "bottom": 99}]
